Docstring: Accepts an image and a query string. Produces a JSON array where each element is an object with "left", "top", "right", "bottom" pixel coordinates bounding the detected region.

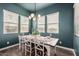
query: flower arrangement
[{"left": 32, "top": 30, "right": 39, "bottom": 35}]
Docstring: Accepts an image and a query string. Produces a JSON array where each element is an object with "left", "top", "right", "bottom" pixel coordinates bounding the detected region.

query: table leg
[{"left": 54, "top": 46, "right": 57, "bottom": 56}]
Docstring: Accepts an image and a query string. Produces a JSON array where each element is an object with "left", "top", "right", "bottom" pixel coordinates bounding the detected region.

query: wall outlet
[
  {"left": 59, "top": 41, "right": 62, "bottom": 45},
  {"left": 7, "top": 41, "right": 9, "bottom": 45}
]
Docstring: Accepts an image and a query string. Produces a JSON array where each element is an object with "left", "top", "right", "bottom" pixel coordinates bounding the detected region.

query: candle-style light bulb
[
  {"left": 33, "top": 17, "right": 36, "bottom": 21},
  {"left": 38, "top": 14, "right": 41, "bottom": 18},
  {"left": 29, "top": 16, "right": 31, "bottom": 19},
  {"left": 31, "top": 13, "right": 34, "bottom": 18}
]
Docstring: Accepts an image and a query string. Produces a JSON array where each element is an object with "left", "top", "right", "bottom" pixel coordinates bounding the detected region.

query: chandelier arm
[{"left": 35, "top": 3, "right": 36, "bottom": 18}]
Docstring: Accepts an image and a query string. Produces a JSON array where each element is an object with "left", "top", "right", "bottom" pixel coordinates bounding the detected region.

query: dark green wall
[
  {"left": 36, "top": 3, "right": 74, "bottom": 48},
  {"left": 0, "top": 3, "right": 30, "bottom": 48}
]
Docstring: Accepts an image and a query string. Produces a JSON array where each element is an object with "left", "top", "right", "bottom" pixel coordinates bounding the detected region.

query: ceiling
[{"left": 18, "top": 3, "right": 53, "bottom": 12}]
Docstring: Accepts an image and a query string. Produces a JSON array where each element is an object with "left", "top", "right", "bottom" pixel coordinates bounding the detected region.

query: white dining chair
[
  {"left": 18, "top": 35, "right": 25, "bottom": 55},
  {"left": 35, "top": 40, "right": 45, "bottom": 56},
  {"left": 24, "top": 38, "right": 32, "bottom": 56}
]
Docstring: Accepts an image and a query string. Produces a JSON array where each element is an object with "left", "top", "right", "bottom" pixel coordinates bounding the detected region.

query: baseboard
[
  {"left": 0, "top": 43, "right": 19, "bottom": 51},
  {"left": 0, "top": 43, "right": 76, "bottom": 56},
  {"left": 56, "top": 45, "right": 76, "bottom": 56}
]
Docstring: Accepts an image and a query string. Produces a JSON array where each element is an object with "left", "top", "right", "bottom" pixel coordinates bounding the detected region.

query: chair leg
[
  {"left": 25, "top": 44, "right": 26, "bottom": 56},
  {"left": 43, "top": 47, "right": 44, "bottom": 56},
  {"left": 22, "top": 44, "right": 24, "bottom": 53},
  {"left": 19, "top": 44, "right": 21, "bottom": 50},
  {"left": 35, "top": 48, "right": 36, "bottom": 56},
  {"left": 29, "top": 42, "right": 31, "bottom": 56}
]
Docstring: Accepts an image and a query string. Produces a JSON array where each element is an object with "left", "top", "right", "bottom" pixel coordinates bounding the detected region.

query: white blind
[
  {"left": 47, "top": 12, "right": 59, "bottom": 33},
  {"left": 4, "top": 10, "right": 18, "bottom": 23},
  {"left": 47, "top": 12, "right": 59, "bottom": 24},
  {"left": 38, "top": 16, "right": 45, "bottom": 24},
  {"left": 20, "top": 15, "right": 29, "bottom": 24},
  {"left": 20, "top": 15, "right": 29, "bottom": 32},
  {"left": 37, "top": 16, "right": 45, "bottom": 32},
  {"left": 74, "top": 3, "right": 79, "bottom": 36},
  {"left": 3, "top": 9, "right": 19, "bottom": 34}
]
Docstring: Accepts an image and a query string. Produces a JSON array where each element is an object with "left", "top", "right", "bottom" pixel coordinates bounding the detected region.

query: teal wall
[
  {"left": 36, "top": 3, "right": 74, "bottom": 48},
  {"left": 74, "top": 36, "right": 79, "bottom": 55},
  {"left": 0, "top": 3, "right": 74, "bottom": 49},
  {"left": 0, "top": 3, "right": 30, "bottom": 48}
]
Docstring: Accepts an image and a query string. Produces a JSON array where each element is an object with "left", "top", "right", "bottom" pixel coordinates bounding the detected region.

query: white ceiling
[{"left": 18, "top": 3, "right": 53, "bottom": 12}]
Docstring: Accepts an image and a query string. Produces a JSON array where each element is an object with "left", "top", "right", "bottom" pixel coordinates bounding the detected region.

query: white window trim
[
  {"left": 47, "top": 12, "right": 59, "bottom": 33},
  {"left": 74, "top": 4, "right": 79, "bottom": 37},
  {"left": 20, "top": 15, "right": 29, "bottom": 33},
  {"left": 3, "top": 9, "right": 19, "bottom": 34},
  {"left": 37, "top": 16, "right": 45, "bottom": 33}
]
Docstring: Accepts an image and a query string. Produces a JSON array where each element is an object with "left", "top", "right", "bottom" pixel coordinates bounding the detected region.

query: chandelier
[{"left": 28, "top": 3, "right": 41, "bottom": 20}]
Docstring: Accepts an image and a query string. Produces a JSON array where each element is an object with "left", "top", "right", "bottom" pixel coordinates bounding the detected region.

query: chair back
[{"left": 35, "top": 39, "right": 45, "bottom": 56}]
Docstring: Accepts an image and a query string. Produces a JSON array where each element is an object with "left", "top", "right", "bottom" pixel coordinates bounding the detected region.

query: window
[
  {"left": 3, "top": 9, "right": 19, "bottom": 34},
  {"left": 74, "top": 4, "right": 79, "bottom": 36},
  {"left": 47, "top": 12, "right": 59, "bottom": 33},
  {"left": 37, "top": 16, "right": 45, "bottom": 32},
  {"left": 20, "top": 15, "right": 29, "bottom": 33}
]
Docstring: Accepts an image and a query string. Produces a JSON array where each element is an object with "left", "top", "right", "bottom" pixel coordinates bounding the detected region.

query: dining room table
[{"left": 20, "top": 35, "right": 59, "bottom": 56}]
